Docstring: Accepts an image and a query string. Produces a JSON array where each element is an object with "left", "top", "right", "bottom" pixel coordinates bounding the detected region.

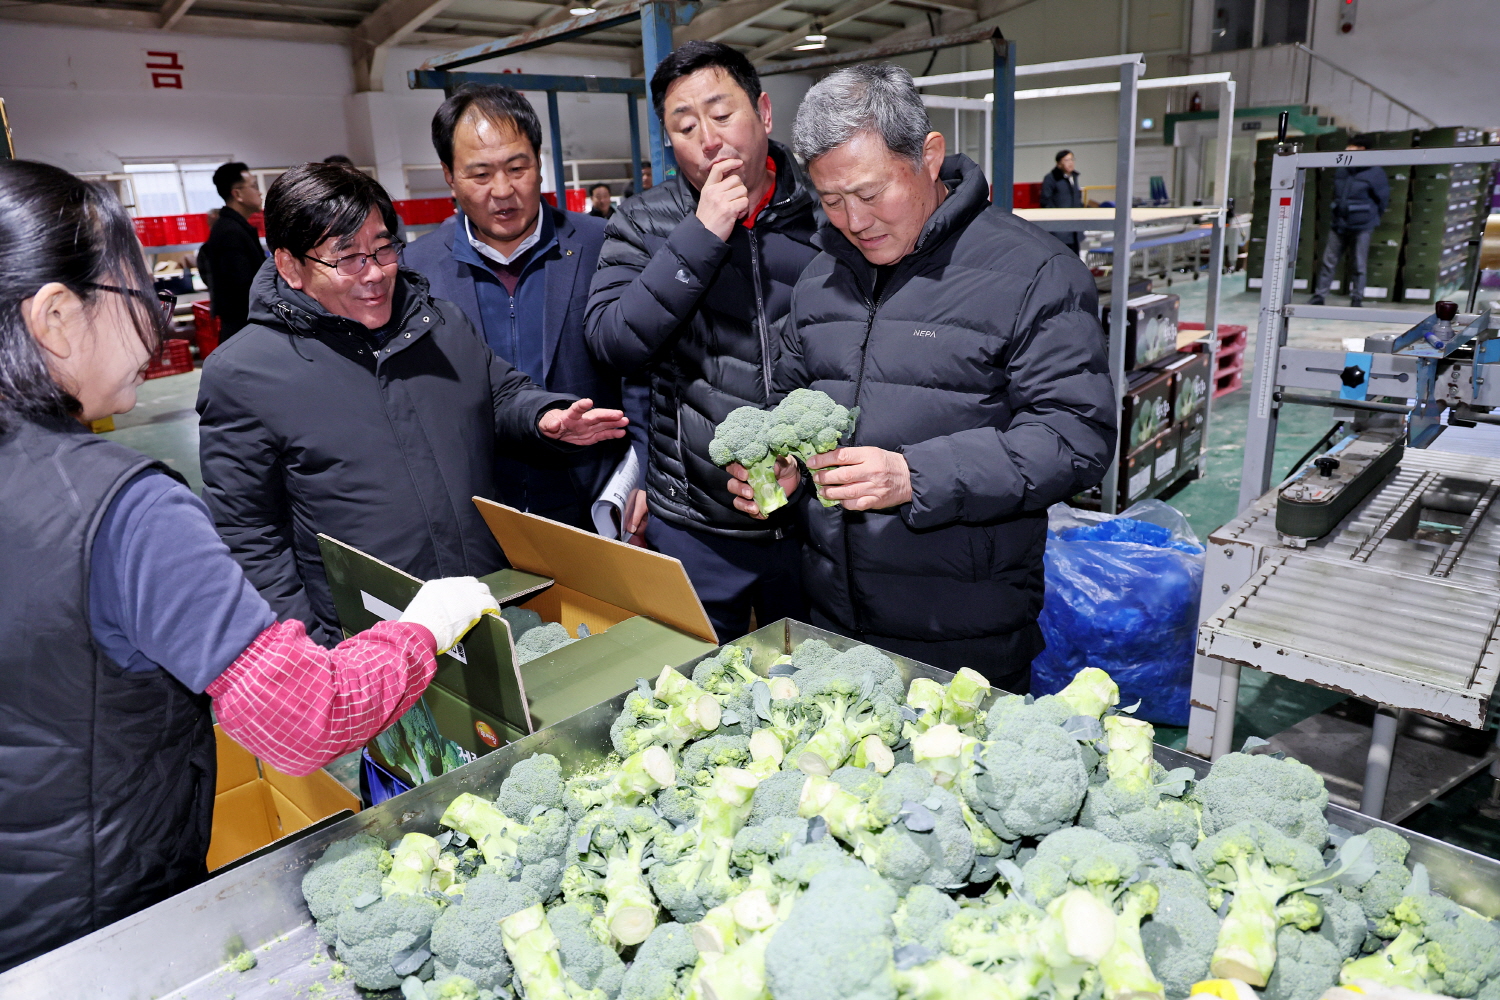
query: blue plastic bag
[{"left": 1031, "top": 500, "right": 1205, "bottom": 726}]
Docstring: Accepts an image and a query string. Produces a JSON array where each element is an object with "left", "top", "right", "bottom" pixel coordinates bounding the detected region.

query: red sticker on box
[{"left": 475, "top": 721, "right": 500, "bottom": 748}]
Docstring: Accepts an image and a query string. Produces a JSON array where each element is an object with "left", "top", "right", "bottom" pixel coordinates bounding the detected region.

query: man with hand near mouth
[
  {"left": 198, "top": 161, "right": 628, "bottom": 645},
  {"left": 586, "top": 41, "right": 820, "bottom": 642}
]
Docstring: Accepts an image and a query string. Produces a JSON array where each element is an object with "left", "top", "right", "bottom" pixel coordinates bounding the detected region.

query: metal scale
[{"left": 1190, "top": 114, "right": 1500, "bottom": 821}]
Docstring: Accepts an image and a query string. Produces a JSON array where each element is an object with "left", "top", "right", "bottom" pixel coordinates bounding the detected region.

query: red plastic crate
[
  {"left": 133, "top": 216, "right": 170, "bottom": 247},
  {"left": 143, "top": 338, "right": 194, "bottom": 380},
  {"left": 566, "top": 188, "right": 587, "bottom": 213},
  {"left": 191, "top": 301, "right": 221, "bottom": 359},
  {"left": 247, "top": 211, "right": 266, "bottom": 237},
  {"left": 1213, "top": 359, "right": 1244, "bottom": 398},
  {"left": 174, "top": 213, "right": 211, "bottom": 243},
  {"left": 1012, "top": 182, "right": 1043, "bottom": 209},
  {"left": 392, "top": 198, "right": 456, "bottom": 226}
]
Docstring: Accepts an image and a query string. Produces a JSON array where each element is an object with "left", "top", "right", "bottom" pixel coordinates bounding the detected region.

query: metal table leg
[
  {"left": 1211, "top": 658, "right": 1241, "bottom": 760},
  {"left": 1362, "top": 705, "right": 1400, "bottom": 818}
]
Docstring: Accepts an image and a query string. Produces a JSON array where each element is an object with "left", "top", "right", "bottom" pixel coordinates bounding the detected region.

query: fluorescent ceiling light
[
  {"left": 570, "top": 6, "right": 596, "bottom": 14},
  {"left": 792, "top": 41, "right": 824, "bottom": 50},
  {"left": 804, "top": 32, "right": 827, "bottom": 40}
]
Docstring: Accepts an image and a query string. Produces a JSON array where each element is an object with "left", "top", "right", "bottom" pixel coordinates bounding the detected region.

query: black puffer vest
[{"left": 0, "top": 416, "right": 215, "bottom": 972}]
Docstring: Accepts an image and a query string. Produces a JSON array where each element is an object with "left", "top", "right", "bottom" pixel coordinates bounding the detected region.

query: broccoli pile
[
  {"left": 708, "top": 388, "right": 856, "bottom": 514},
  {"left": 300, "top": 643, "right": 1499, "bottom": 1000}
]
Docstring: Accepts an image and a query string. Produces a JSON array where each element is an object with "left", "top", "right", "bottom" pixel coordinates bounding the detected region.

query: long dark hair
[{"left": 0, "top": 160, "right": 164, "bottom": 430}]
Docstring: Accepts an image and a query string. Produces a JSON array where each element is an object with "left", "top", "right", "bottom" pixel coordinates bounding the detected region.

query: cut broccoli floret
[
  {"left": 1020, "top": 826, "right": 1142, "bottom": 908},
  {"left": 440, "top": 792, "right": 571, "bottom": 903},
  {"left": 1339, "top": 827, "right": 1412, "bottom": 928},
  {"left": 1193, "top": 751, "right": 1330, "bottom": 849},
  {"left": 568, "top": 747, "right": 678, "bottom": 816},
  {"left": 731, "top": 816, "right": 808, "bottom": 871},
  {"left": 499, "top": 902, "right": 608, "bottom": 1000},
  {"left": 655, "top": 784, "right": 702, "bottom": 828},
  {"left": 431, "top": 873, "right": 539, "bottom": 990},
  {"left": 500, "top": 753, "right": 569, "bottom": 818},
  {"left": 764, "top": 864, "right": 898, "bottom": 1000},
  {"left": 1264, "top": 926, "right": 1344, "bottom": 1000},
  {"left": 786, "top": 647, "right": 904, "bottom": 775},
  {"left": 549, "top": 900, "right": 627, "bottom": 998},
  {"left": 1341, "top": 892, "right": 1500, "bottom": 998},
  {"left": 746, "top": 769, "right": 807, "bottom": 826},
  {"left": 1318, "top": 888, "right": 1368, "bottom": 959},
  {"left": 335, "top": 834, "right": 446, "bottom": 989},
  {"left": 763, "top": 388, "right": 857, "bottom": 507},
  {"left": 682, "top": 736, "right": 752, "bottom": 786},
  {"left": 708, "top": 406, "right": 786, "bottom": 514},
  {"left": 1078, "top": 716, "right": 1199, "bottom": 857},
  {"left": 1139, "top": 868, "right": 1219, "bottom": 1000},
  {"left": 893, "top": 885, "right": 959, "bottom": 953},
  {"left": 564, "top": 806, "right": 670, "bottom": 946},
  {"left": 618, "top": 923, "right": 698, "bottom": 1000},
  {"left": 960, "top": 710, "right": 1089, "bottom": 843},
  {"left": 302, "top": 834, "right": 393, "bottom": 945},
  {"left": 610, "top": 668, "right": 724, "bottom": 757},
  {"left": 1194, "top": 819, "right": 1373, "bottom": 987},
  {"left": 692, "top": 645, "right": 759, "bottom": 699}
]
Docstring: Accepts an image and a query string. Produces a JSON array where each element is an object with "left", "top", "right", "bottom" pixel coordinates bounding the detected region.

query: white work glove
[{"left": 399, "top": 576, "right": 499, "bottom": 654}]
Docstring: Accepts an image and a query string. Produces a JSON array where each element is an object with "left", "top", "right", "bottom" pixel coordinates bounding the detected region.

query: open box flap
[
  {"left": 473, "top": 498, "right": 717, "bottom": 644},
  {"left": 316, "top": 533, "right": 535, "bottom": 737}
]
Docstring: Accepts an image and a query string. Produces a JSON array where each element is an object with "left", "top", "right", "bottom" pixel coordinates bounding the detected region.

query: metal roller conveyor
[{"left": 5, "top": 620, "right": 1500, "bottom": 1000}]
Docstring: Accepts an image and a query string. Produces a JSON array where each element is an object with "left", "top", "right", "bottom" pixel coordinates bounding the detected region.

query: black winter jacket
[
  {"left": 1040, "top": 166, "right": 1082, "bottom": 209},
  {"left": 198, "top": 206, "right": 266, "bottom": 336},
  {"left": 197, "top": 263, "right": 574, "bottom": 643},
  {"left": 586, "top": 141, "right": 820, "bottom": 538},
  {"left": 1331, "top": 164, "right": 1391, "bottom": 232},
  {"left": 779, "top": 156, "right": 1116, "bottom": 644}
]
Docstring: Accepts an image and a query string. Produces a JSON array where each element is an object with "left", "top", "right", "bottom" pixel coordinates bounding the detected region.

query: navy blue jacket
[
  {"left": 1331, "top": 164, "right": 1391, "bottom": 232},
  {"left": 405, "top": 204, "right": 627, "bottom": 505}
]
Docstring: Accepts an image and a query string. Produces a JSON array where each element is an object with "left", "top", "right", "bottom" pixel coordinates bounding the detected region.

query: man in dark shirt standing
[
  {"left": 588, "top": 183, "right": 614, "bottom": 220},
  {"left": 1040, "top": 149, "right": 1083, "bottom": 253},
  {"left": 198, "top": 162, "right": 266, "bottom": 337}
]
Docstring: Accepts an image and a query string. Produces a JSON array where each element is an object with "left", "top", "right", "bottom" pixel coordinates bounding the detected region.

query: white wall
[
  {"left": 0, "top": 21, "right": 353, "bottom": 173},
  {"left": 1306, "top": 0, "right": 1499, "bottom": 129}
]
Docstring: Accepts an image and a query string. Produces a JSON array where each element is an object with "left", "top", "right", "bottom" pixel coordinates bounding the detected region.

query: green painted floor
[{"left": 117, "top": 275, "right": 1500, "bottom": 856}]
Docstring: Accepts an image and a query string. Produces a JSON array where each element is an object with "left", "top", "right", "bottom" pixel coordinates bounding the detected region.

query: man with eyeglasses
[{"left": 196, "top": 161, "right": 628, "bottom": 645}]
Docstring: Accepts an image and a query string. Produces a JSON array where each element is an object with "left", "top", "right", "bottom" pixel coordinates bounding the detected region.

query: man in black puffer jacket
[
  {"left": 729, "top": 65, "right": 1116, "bottom": 688},
  {"left": 587, "top": 42, "right": 819, "bottom": 641},
  {"left": 1309, "top": 133, "right": 1390, "bottom": 307}
]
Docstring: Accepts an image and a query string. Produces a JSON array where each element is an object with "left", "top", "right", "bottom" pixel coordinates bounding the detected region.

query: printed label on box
[
  {"left": 1155, "top": 448, "right": 1178, "bottom": 478},
  {"left": 1129, "top": 466, "right": 1151, "bottom": 499}
]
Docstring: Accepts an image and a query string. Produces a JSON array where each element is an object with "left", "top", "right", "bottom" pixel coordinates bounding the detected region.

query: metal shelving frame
[
  {"left": 410, "top": 0, "right": 702, "bottom": 197},
  {"left": 915, "top": 57, "right": 1237, "bottom": 512}
]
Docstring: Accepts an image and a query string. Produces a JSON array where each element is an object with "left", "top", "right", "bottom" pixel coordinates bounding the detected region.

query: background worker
[
  {"left": 198, "top": 161, "right": 627, "bottom": 646},
  {"left": 623, "top": 162, "right": 652, "bottom": 198},
  {"left": 197, "top": 161, "right": 265, "bottom": 337},
  {"left": 1040, "top": 149, "right": 1083, "bottom": 253},
  {"left": 1309, "top": 133, "right": 1390, "bottom": 307},
  {"left": 589, "top": 182, "right": 615, "bottom": 219},
  {"left": 405, "top": 84, "right": 644, "bottom": 541},
  {"left": 731, "top": 65, "right": 1115, "bottom": 688},
  {"left": 586, "top": 41, "right": 820, "bottom": 642},
  {"left": 0, "top": 158, "right": 500, "bottom": 972}
]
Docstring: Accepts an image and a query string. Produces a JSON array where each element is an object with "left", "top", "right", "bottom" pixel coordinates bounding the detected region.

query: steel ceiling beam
[
  {"left": 756, "top": 22, "right": 1000, "bottom": 73},
  {"left": 422, "top": 0, "right": 697, "bottom": 70},
  {"left": 746, "top": 0, "right": 890, "bottom": 62}
]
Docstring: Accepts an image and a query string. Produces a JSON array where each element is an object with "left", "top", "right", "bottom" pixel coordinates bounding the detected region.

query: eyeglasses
[
  {"left": 302, "top": 240, "right": 404, "bottom": 276},
  {"left": 86, "top": 283, "right": 177, "bottom": 322}
]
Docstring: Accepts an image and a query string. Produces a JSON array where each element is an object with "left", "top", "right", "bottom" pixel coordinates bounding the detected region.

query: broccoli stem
[
  {"left": 1209, "top": 855, "right": 1280, "bottom": 986},
  {"left": 747, "top": 730, "right": 786, "bottom": 777},
  {"left": 1056, "top": 668, "right": 1121, "bottom": 719},
  {"left": 498, "top": 903, "right": 603, "bottom": 1000},
  {"left": 439, "top": 794, "right": 524, "bottom": 868},
  {"left": 381, "top": 832, "right": 440, "bottom": 897},
  {"left": 911, "top": 724, "right": 979, "bottom": 788},
  {"left": 1102, "top": 717, "right": 1155, "bottom": 792},
  {"left": 746, "top": 461, "right": 788, "bottom": 515},
  {"left": 942, "top": 669, "right": 993, "bottom": 731},
  {"left": 796, "top": 699, "right": 856, "bottom": 775},
  {"left": 602, "top": 852, "right": 657, "bottom": 946},
  {"left": 894, "top": 955, "right": 1019, "bottom": 1000},
  {"left": 797, "top": 775, "right": 879, "bottom": 855},
  {"left": 1340, "top": 927, "right": 1431, "bottom": 991},
  {"left": 905, "top": 678, "right": 947, "bottom": 734},
  {"left": 699, "top": 768, "right": 760, "bottom": 842},
  {"left": 1097, "top": 884, "right": 1165, "bottom": 1000},
  {"left": 694, "top": 932, "right": 774, "bottom": 1000},
  {"left": 852, "top": 733, "right": 895, "bottom": 774}
]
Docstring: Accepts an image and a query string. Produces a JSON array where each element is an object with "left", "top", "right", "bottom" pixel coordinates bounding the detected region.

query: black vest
[{"left": 0, "top": 416, "right": 216, "bottom": 972}]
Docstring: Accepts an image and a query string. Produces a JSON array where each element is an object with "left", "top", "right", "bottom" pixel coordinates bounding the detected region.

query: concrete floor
[{"left": 117, "top": 273, "right": 1500, "bottom": 855}]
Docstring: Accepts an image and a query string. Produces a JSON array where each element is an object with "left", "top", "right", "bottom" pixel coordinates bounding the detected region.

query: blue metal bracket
[
  {"left": 1339, "top": 351, "right": 1372, "bottom": 401},
  {"left": 640, "top": 1, "right": 680, "bottom": 180}
]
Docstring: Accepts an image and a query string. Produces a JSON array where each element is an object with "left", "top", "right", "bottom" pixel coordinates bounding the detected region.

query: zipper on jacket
[
  {"left": 748, "top": 229, "right": 774, "bottom": 402},
  {"left": 844, "top": 286, "right": 881, "bottom": 634}
]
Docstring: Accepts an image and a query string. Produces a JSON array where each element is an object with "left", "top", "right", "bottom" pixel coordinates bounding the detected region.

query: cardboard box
[
  {"left": 1149, "top": 350, "right": 1211, "bottom": 426},
  {"left": 1176, "top": 409, "right": 1207, "bottom": 480},
  {"left": 1121, "top": 435, "right": 1158, "bottom": 507},
  {"left": 1153, "top": 424, "right": 1182, "bottom": 486},
  {"left": 319, "top": 503, "right": 719, "bottom": 774},
  {"left": 208, "top": 725, "right": 358, "bottom": 871},
  {"left": 1103, "top": 293, "right": 1180, "bottom": 372},
  {"left": 1122, "top": 367, "right": 1174, "bottom": 456}
]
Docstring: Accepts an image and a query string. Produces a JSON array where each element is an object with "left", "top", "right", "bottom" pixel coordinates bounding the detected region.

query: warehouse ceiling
[{"left": 0, "top": 0, "right": 998, "bottom": 73}]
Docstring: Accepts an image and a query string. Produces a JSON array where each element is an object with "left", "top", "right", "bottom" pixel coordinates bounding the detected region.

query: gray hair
[{"left": 792, "top": 63, "right": 933, "bottom": 167}]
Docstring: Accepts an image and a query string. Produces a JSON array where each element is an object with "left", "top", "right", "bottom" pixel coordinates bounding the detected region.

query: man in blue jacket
[
  {"left": 1309, "top": 133, "right": 1390, "bottom": 307},
  {"left": 405, "top": 84, "right": 646, "bottom": 540}
]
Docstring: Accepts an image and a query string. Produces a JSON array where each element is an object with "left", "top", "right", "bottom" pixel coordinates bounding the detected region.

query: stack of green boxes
[
  {"left": 1399, "top": 126, "right": 1493, "bottom": 303},
  {"left": 1247, "top": 136, "right": 1318, "bottom": 288}
]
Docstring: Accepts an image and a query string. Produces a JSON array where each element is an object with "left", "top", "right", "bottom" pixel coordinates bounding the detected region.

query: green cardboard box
[{"left": 318, "top": 502, "right": 718, "bottom": 777}]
